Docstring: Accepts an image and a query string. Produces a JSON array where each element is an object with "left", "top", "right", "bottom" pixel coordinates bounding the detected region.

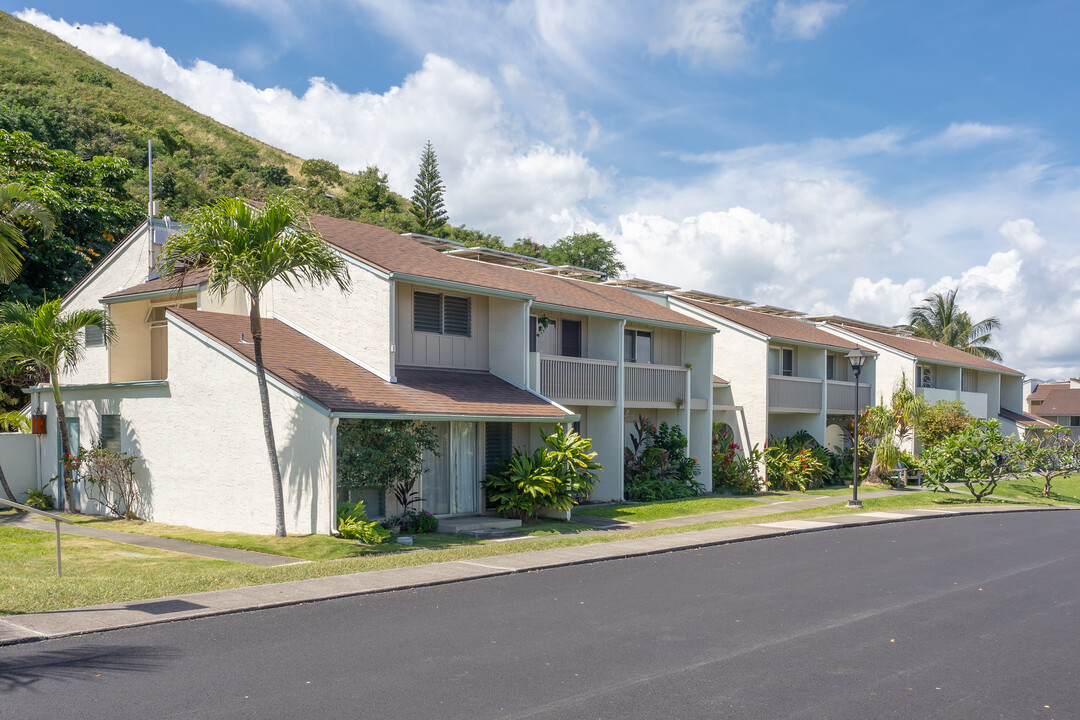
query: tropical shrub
[
  {"left": 824, "top": 440, "right": 872, "bottom": 485},
  {"left": 624, "top": 417, "right": 703, "bottom": 501},
  {"left": 484, "top": 426, "right": 601, "bottom": 521},
  {"left": 399, "top": 508, "right": 439, "bottom": 534},
  {"left": 23, "top": 486, "right": 53, "bottom": 510},
  {"left": 711, "top": 423, "right": 762, "bottom": 494},
  {"left": 921, "top": 419, "right": 1025, "bottom": 501},
  {"left": 337, "top": 501, "right": 391, "bottom": 543},
  {"left": 916, "top": 400, "right": 973, "bottom": 448},
  {"left": 763, "top": 433, "right": 830, "bottom": 491}
]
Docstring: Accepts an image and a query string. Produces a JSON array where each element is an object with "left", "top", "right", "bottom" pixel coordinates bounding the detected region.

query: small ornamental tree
[
  {"left": 410, "top": 141, "right": 448, "bottom": 234},
  {"left": 916, "top": 399, "right": 973, "bottom": 448},
  {"left": 1023, "top": 426, "right": 1080, "bottom": 497},
  {"left": 921, "top": 419, "right": 1026, "bottom": 502},
  {"left": 337, "top": 419, "right": 440, "bottom": 494}
]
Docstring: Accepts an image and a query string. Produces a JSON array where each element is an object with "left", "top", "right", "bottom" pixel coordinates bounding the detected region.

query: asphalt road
[{"left": 2, "top": 512, "right": 1078, "bottom": 719}]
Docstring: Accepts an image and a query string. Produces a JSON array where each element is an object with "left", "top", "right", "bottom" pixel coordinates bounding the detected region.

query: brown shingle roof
[
  {"left": 169, "top": 309, "right": 572, "bottom": 419},
  {"left": 831, "top": 325, "right": 1021, "bottom": 375},
  {"left": 1030, "top": 386, "right": 1080, "bottom": 417},
  {"left": 307, "top": 213, "right": 711, "bottom": 330},
  {"left": 102, "top": 267, "right": 210, "bottom": 300},
  {"left": 679, "top": 298, "right": 859, "bottom": 350},
  {"left": 999, "top": 407, "right": 1057, "bottom": 428}
]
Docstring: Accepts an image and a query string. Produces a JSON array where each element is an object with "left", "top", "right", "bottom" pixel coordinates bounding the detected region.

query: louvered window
[
  {"left": 413, "top": 291, "right": 443, "bottom": 334},
  {"left": 561, "top": 320, "right": 582, "bottom": 358},
  {"left": 443, "top": 295, "right": 471, "bottom": 337},
  {"left": 413, "top": 290, "right": 471, "bottom": 337},
  {"left": 84, "top": 325, "right": 105, "bottom": 348},
  {"left": 100, "top": 414, "right": 121, "bottom": 452}
]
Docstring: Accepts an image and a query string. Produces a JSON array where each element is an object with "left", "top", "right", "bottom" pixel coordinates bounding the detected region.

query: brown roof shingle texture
[
  {"left": 1030, "top": 387, "right": 1080, "bottom": 416},
  {"left": 169, "top": 309, "right": 572, "bottom": 418},
  {"left": 679, "top": 298, "right": 859, "bottom": 349},
  {"left": 307, "top": 213, "right": 711, "bottom": 330},
  {"left": 103, "top": 267, "right": 210, "bottom": 300},
  {"left": 832, "top": 325, "right": 1021, "bottom": 375},
  {"left": 999, "top": 407, "right": 1057, "bottom": 428}
]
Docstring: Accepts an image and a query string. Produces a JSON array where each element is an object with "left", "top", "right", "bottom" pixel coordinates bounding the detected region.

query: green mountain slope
[{"left": 0, "top": 10, "right": 315, "bottom": 216}]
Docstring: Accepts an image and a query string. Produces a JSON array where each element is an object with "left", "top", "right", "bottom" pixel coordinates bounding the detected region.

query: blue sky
[{"left": 7, "top": 2, "right": 1080, "bottom": 378}]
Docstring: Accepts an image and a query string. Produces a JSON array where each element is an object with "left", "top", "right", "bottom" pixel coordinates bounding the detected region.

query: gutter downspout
[{"left": 329, "top": 417, "right": 340, "bottom": 536}]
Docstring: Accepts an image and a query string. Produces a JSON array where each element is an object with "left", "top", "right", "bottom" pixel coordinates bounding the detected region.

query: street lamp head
[{"left": 846, "top": 346, "right": 871, "bottom": 377}]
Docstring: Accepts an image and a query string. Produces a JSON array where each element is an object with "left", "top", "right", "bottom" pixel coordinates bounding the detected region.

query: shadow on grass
[{"left": 0, "top": 644, "right": 182, "bottom": 691}]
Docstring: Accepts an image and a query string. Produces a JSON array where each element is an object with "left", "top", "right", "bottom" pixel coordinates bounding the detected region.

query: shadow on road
[{"left": 0, "top": 644, "right": 181, "bottom": 692}]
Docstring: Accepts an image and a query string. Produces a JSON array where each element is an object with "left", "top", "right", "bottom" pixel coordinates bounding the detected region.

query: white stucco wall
[
  {"left": 266, "top": 262, "right": 392, "bottom": 378},
  {"left": 33, "top": 318, "right": 336, "bottom": 535},
  {"left": 489, "top": 297, "right": 530, "bottom": 385},
  {"left": 0, "top": 433, "right": 39, "bottom": 501},
  {"left": 60, "top": 224, "right": 156, "bottom": 387},
  {"left": 713, "top": 325, "right": 769, "bottom": 454}
]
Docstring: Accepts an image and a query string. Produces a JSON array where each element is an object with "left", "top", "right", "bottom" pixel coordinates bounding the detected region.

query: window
[
  {"left": 529, "top": 316, "right": 537, "bottom": 353},
  {"left": 961, "top": 369, "right": 978, "bottom": 393},
  {"left": 84, "top": 325, "right": 105, "bottom": 348},
  {"left": 100, "top": 414, "right": 121, "bottom": 452},
  {"left": 413, "top": 291, "right": 471, "bottom": 337},
  {"left": 624, "top": 330, "right": 652, "bottom": 364},
  {"left": 826, "top": 354, "right": 835, "bottom": 380},
  {"left": 919, "top": 365, "right": 934, "bottom": 389},
  {"left": 339, "top": 486, "right": 386, "bottom": 518},
  {"left": 561, "top": 320, "right": 582, "bottom": 358},
  {"left": 769, "top": 346, "right": 796, "bottom": 376},
  {"left": 1071, "top": 416, "right": 1079, "bottom": 427}
]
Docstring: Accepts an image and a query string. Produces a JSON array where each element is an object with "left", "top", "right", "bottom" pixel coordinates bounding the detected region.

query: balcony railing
[
  {"left": 538, "top": 355, "right": 617, "bottom": 404},
  {"left": 768, "top": 375, "right": 823, "bottom": 413},
  {"left": 535, "top": 355, "right": 689, "bottom": 406},
  {"left": 826, "top": 380, "right": 872, "bottom": 414},
  {"left": 918, "top": 387, "right": 988, "bottom": 419},
  {"left": 624, "top": 362, "right": 687, "bottom": 405}
]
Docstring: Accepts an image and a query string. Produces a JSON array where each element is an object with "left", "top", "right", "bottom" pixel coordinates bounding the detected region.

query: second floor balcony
[
  {"left": 826, "top": 379, "right": 873, "bottom": 415},
  {"left": 917, "top": 386, "right": 988, "bottom": 418},
  {"left": 768, "top": 375, "right": 822, "bottom": 413},
  {"left": 532, "top": 353, "right": 691, "bottom": 407}
]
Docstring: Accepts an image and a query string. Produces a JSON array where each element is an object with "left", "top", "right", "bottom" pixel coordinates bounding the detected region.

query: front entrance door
[{"left": 422, "top": 422, "right": 479, "bottom": 515}]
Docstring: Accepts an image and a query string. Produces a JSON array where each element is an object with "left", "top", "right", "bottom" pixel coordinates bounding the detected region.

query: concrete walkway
[
  {"left": 572, "top": 488, "right": 917, "bottom": 531},
  {"left": 0, "top": 513, "right": 306, "bottom": 567},
  {"left": 1, "top": 503, "right": 1072, "bottom": 647}
]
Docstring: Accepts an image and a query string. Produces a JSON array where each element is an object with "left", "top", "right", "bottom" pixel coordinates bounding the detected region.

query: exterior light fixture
[{"left": 846, "top": 346, "right": 872, "bottom": 508}]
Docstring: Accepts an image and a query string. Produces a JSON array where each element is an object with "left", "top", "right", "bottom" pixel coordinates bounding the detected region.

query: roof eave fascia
[
  {"left": 532, "top": 301, "right": 715, "bottom": 334},
  {"left": 167, "top": 313, "right": 333, "bottom": 418},
  {"left": 390, "top": 272, "right": 534, "bottom": 301},
  {"left": 101, "top": 284, "right": 206, "bottom": 305},
  {"left": 330, "top": 411, "right": 580, "bottom": 423},
  {"left": 330, "top": 247, "right": 391, "bottom": 279},
  {"left": 667, "top": 299, "right": 768, "bottom": 341},
  {"left": 24, "top": 379, "right": 168, "bottom": 394}
]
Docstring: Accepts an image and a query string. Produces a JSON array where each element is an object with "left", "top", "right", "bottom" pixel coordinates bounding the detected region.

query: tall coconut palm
[
  {"left": 155, "top": 196, "right": 350, "bottom": 537},
  {"left": 904, "top": 288, "right": 1002, "bottom": 360},
  {"left": 0, "top": 183, "right": 55, "bottom": 284},
  {"left": 0, "top": 299, "right": 114, "bottom": 510}
]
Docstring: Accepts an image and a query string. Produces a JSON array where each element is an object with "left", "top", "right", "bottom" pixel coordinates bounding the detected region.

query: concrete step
[{"left": 438, "top": 515, "right": 522, "bottom": 538}]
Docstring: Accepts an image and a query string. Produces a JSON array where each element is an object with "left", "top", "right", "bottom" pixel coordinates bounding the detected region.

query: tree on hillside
[
  {"left": 410, "top": 141, "right": 448, "bottom": 234},
  {"left": 0, "top": 182, "right": 54, "bottom": 284},
  {"left": 0, "top": 130, "right": 141, "bottom": 303},
  {"left": 300, "top": 158, "right": 342, "bottom": 187},
  {"left": 903, "top": 288, "right": 1002, "bottom": 360},
  {"left": 546, "top": 231, "right": 625, "bottom": 279},
  {"left": 155, "top": 196, "right": 350, "bottom": 537},
  {"left": 0, "top": 299, "right": 113, "bottom": 508}
]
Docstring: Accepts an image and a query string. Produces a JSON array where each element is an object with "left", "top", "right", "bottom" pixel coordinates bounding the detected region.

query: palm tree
[
  {"left": 863, "top": 373, "right": 926, "bottom": 484},
  {"left": 0, "top": 299, "right": 114, "bottom": 510},
  {"left": 0, "top": 183, "right": 55, "bottom": 284},
  {"left": 155, "top": 196, "right": 350, "bottom": 537},
  {"left": 904, "top": 288, "right": 1002, "bottom": 360}
]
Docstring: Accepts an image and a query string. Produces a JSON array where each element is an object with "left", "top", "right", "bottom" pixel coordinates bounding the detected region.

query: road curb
[{"left": 0, "top": 505, "right": 1075, "bottom": 646}]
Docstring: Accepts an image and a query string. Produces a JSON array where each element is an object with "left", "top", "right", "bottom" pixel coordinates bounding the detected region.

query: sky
[{"left": 6, "top": 1, "right": 1080, "bottom": 379}]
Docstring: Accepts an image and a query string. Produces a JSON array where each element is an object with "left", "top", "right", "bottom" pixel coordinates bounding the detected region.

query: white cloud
[
  {"left": 15, "top": 10, "right": 605, "bottom": 242},
  {"left": 999, "top": 218, "right": 1046, "bottom": 252},
  {"left": 914, "top": 122, "right": 1022, "bottom": 152},
  {"left": 650, "top": 0, "right": 757, "bottom": 68},
  {"left": 772, "top": 1, "right": 845, "bottom": 40}
]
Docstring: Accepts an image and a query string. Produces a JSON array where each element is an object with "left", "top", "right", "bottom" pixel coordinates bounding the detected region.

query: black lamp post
[{"left": 846, "top": 346, "right": 871, "bottom": 508}]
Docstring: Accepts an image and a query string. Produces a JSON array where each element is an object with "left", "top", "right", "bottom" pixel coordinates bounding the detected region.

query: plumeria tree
[
  {"left": 0, "top": 298, "right": 113, "bottom": 510},
  {"left": 155, "top": 195, "right": 350, "bottom": 536},
  {"left": 1023, "top": 426, "right": 1080, "bottom": 497}
]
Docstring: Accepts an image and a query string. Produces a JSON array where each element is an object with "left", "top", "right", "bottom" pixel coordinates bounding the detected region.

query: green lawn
[
  {"left": 2, "top": 489, "right": 1056, "bottom": 616},
  {"left": 995, "top": 473, "right": 1080, "bottom": 505},
  {"left": 573, "top": 496, "right": 763, "bottom": 522},
  {"left": 801, "top": 484, "right": 890, "bottom": 497}
]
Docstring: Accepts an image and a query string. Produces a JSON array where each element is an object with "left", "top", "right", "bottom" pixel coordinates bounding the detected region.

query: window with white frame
[
  {"left": 413, "top": 290, "right": 471, "bottom": 337},
  {"left": 624, "top": 329, "right": 652, "bottom": 364},
  {"left": 918, "top": 365, "right": 934, "bottom": 389},
  {"left": 84, "top": 325, "right": 105, "bottom": 348},
  {"left": 769, "top": 346, "right": 796, "bottom": 376}
]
